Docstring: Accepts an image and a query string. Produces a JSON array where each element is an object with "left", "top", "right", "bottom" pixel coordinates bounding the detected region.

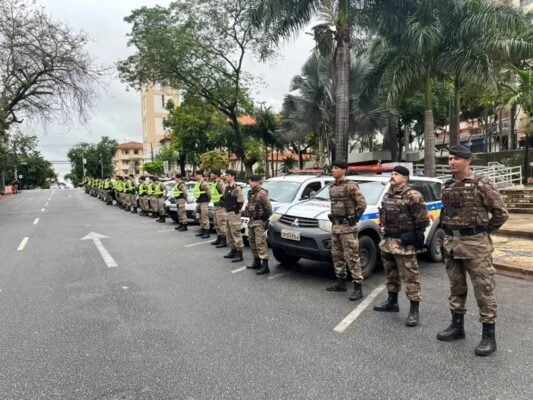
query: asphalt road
[{"left": 1, "top": 188, "right": 532, "bottom": 400}]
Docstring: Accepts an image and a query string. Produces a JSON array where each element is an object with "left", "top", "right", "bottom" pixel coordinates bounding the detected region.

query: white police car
[
  {"left": 240, "top": 174, "right": 334, "bottom": 243},
  {"left": 267, "top": 175, "right": 444, "bottom": 278}
]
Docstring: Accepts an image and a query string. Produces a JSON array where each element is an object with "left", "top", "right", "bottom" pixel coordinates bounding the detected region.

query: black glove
[{"left": 414, "top": 230, "right": 425, "bottom": 249}]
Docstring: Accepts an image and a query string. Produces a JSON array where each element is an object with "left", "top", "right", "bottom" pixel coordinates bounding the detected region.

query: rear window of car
[{"left": 312, "top": 180, "right": 385, "bottom": 205}]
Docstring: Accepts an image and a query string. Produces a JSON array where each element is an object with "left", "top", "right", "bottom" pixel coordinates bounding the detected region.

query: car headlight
[
  {"left": 270, "top": 212, "right": 282, "bottom": 223},
  {"left": 318, "top": 219, "right": 332, "bottom": 232}
]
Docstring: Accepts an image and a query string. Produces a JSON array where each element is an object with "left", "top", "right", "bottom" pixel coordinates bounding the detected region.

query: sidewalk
[{"left": 492, "top": 214, "right": 533, "bottom": 279}]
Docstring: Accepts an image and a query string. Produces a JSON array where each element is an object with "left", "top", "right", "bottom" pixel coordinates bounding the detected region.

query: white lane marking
[
  {"left": 185, "top": 241, "right": 212, "bottom": 248},
  {"left": 81, "top": 232, "right": 117, "bottom": 268},
  {"left": 267, "top": 273, "right": 287, "bottom": 280},
  {"left": 333, "top": 284, "right": 386, "bottom": 333},
  {"left": 68, "top": 195, "right": 71, "bottom": 198},
  {"left": 45, "top": 202, "right": 48, "bottom": 207},
  {"left": 41, "top": 208, "right": 45, "bottom": 212},
  {"left": 33, "top": 218, "right": 40, "bottom": 225},
  {"left": 17, "top": 237, "right": 29, "bottom": 251},
  {"left": 231, "top": 266, "right": 247, "bottom": 274},
  {"left": 157, "top": 229, "right": 175, "bottom": 233},
  {"left": 122, "top": 286, "right": 129, "bottom": 290}
]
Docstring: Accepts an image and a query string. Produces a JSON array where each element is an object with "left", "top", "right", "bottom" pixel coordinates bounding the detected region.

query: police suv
[{"left": 267, "top": 174, "right": 444, "bottom": 278}]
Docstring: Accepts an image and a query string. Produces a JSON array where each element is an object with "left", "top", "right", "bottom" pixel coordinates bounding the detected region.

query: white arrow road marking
[
  {"left": 33, "top": 218, "right": 39, "bottom": 225},
  {"left": 333, "top": 284, "right": 386, "bottom": 333},
  {"left": 17, "top": 237, "right": 29, "bottom": 251},
  {"left": 231, "top": 266, "right": 247, "bottom": 274},
  {"left": 81, "top": 232, "right": 117, "bottom": 268}
]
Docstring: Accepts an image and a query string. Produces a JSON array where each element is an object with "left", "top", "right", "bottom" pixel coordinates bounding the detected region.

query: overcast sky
[{"left": 29, "top": 0, "right": 315, "bottom": 178}]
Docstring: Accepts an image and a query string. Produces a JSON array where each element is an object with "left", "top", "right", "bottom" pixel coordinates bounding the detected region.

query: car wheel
[
  {"left": 427, "top": 227, "right": 445, "bottom": 263},
  {"left": 272, "top": 247, "right": 300, "bottom": 266},
  {"left": 358, "top": 235, "right": 378, "bottom": 278}
]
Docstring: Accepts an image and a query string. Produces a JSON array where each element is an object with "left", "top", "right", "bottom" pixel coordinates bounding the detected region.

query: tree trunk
[
  {"left": 424, "top": 76, "right": 436, "bottom": 177},
  {"left": 510, "top": 104, "right": 517, "bottom": 150},
  {"left": 450, "top": 78, "right": 461, "bottom": 146},
  {"left": 229, "top": 113, "right": 251, "bottom": 177},
  {"left": 334, "top": 21, "right": 351, "bottom": 163}
]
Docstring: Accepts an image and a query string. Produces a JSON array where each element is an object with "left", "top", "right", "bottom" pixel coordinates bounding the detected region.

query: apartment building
[
  {"left": 114, "top": 141, "right": 144, "bottom": 176},
  {"left": 141, "top": 84, "right": 180, "bottom": 162}
]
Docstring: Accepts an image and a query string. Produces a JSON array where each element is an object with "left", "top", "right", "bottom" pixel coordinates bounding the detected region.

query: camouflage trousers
[
  {"left": 140, "top": 195, "right": 150, "bottom": 212},
  {"left": 444, "top": 252, "right": 497, "bottom": 324},
  {"left": 177, "top": 198, "right": 187, "bottom": 225},
  {"left": 150, "top": 196, "right": 165, "bottom": 214},
  {"left": 130, "top": 194, "right": 137, "bottom": 210},
  {"left": 249, "top": 222, "right": 268, "bottom": 259},
  {"left": 331, "top": 232, "right": 363, "bottom": 284},
  {"left": 225, "top": 211, "right": 243, "bottom": 250},
  {"left": 382, "top": 252, "right": 421, "bottom": 301},
  {"left": 214, "top": 206, "right": 227, "bottom": 236},
  {"left": 123, "top": 192, "right": 131, "bottom": 208},
  {"left": 198, "top": 202, "right": 210, "bottom": 230}
]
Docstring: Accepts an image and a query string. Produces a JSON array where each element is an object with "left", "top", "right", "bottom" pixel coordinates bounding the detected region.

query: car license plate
[{"left": 281, "top": 229, "right": 300, "bottom": 241}]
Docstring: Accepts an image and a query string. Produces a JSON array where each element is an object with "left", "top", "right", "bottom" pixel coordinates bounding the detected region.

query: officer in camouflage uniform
[
  {"left": 209, "top": 170, "right": 228, "bottom": 247},
  {"left": 128, "top": 174, "right": 138, "bottom": 213},
  {"left": 194, "top": 170, "right": 211, "bottom": 239},
  {"left": 173, "top": 174, "right": 189, "bottom": 231},
  {"left": 223, "top": 169, "right": 245, "bottom": 263},
  {"left": 245, "top": 175, "right": 273, "bottom": 275},
  {"left": 137, "top": 176, "right": 149, "bottom": 216},
  {"left": 123, "top": 175, "right": 133, "bottom": 212},
  {"left": 437, "top": 144, "right": 509, "bottom": 357},
  {"left": 326, "top": 160, "right": 367, "bottom": 301},
  {"left": 374, "top": 166, "right": 430, "bottom": 327},
  {"left": 151, "top": 176, "right": 166, "bottom": 223}
]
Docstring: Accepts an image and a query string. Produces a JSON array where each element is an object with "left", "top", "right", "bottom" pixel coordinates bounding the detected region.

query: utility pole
[{"left": 99, "top": 153, "right": 103, "bottom": 178}]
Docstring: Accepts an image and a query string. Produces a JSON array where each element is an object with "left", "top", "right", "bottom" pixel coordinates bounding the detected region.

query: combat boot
[
  {"left": 475, "top": 323, "right": 497, "bottom": 356},
  {"left": 247, "top": 257, "right": 261, "bottom": 269},
  {"left": 326, "top": 278, "right": 347, "bottom": 292},
  {"left": 178, "top": 224, "right": 188, "bottom": 231},
  {"left": 224, "top": 248, "right": 236, "bottom": 259},
  {"left": 231, "top": 249, "right": 243, "bottom": 263},
  {"left": 256, "top": 259, "right": 270, "bottom": 275},
  {"left": 216, "top": 236, "right": 227, "bottom": 248},
  {"left": 195, "top": 228, "right": 205, "bottom": 237},
  {"left": 437, "top": 312, "right": 465, "bottom": 341},
  {"left": 131, "top": 208, "right": 137, "bottom": 214},
  {"left": 374, "top": 292, "right": 400, "bottom": 312},
  {"left": 348, "top": 282, "right": 363, "bottom": 301},
  {"left": 211, "top": 235, "right": 222, "bottom": 245},
  {"left": 174, "top": 223, "right": 183, "bottom": 231},
  {"left": 156, "top": 215, "right": 166, "bottom": 223},
  {"left": 405, "top": 301, "right": 420, "bottom": 327},
  {"left": 201, "top": 230, "right": 211, "bottom": 239}
]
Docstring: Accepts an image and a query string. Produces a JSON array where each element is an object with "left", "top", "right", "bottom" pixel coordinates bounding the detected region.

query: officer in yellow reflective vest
[
  {"left": 194, "top": 170, "right": 211, "bottom": 239},
  {"left": 128, "top": 174, "right": 138, "bottom": 213},
  {"left": 152, "top": 177, "right": 166, "bottom": 222},
  {"left": 173, "top": 174, "right": 189, "bottom": 231},
  {"left": 209, "top": 170, "right": 227, "bottom": 247},
  {"left": 103, "top": 177, "right": 113, "bottom": 205},
  {"left": 137, "top": 176, "right": 149, "bottom": 216},
  {"left": 123, "top": 175, "right": 133, "bottom": 212},
  {"left": 114, "top": 176, "right": 125, "bottom": 208}
]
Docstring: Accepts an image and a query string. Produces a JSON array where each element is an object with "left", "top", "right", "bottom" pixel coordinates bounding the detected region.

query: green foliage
[
  {"left": 118, "top": 0, "right": 266, "bottom": 169},
  {"left": 143, "top": 161, "right": 164, "bottom": 176},
  {"left": 200, "top": 151, "right": 229, "bottom": 172},
  {"left": 67, "top": 136, "right": 118, "bottom": 181}
]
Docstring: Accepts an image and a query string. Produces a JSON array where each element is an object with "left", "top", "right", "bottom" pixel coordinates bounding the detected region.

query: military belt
[
  {"left": 331, "top": 215, "right": 357, "bottom": 226},
  {"left": 443, "top": 227, "right": 486, "bottom": 237}
]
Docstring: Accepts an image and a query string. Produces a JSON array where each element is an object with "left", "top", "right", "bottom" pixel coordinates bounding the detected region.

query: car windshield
[
  {"left": 263, "top": 180, "right": 302, "bottom": 203},
  {"left": 312, "top": 180, "right": 385, "bottom": 205}
]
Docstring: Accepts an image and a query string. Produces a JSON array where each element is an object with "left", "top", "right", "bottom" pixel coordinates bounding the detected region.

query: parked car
[
  {"left": 240, "top": 174, "right": 335, "bottom": 243},
  {"left": 268, "top": 175, "right": 444, "bottom": 278}
]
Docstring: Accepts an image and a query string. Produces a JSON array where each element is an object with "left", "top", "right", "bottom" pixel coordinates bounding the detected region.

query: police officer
[
  {"left": 245, "top": 175, "right": 272, "bottom": 275},
  {"left": 137, "top": 176, "right": 149, "bottom": 216},
  {"left": 437, "top": 144, "right": 509, "bottom": 356},
  {"left": 193, "top": 170, "right": 211, "bottom": 238},
  {"left": 128, "top": 174, "right": 138, "bottom": 213},
  {"left": 326, "top": 160, "right": 367, "bottom": 301},
  {"left": 223, "top": 169, "right": 245, "bottom": 263},
  {"left": 123, "top": 175, "right": 133, "bottom": 212},
  {"left": 152, "top": 177, "right": 166, "bottom": 222},
  {"left": 374, "top": 166, "right": 430, "bottom": 327},
  {"left": 209, "top": 170, "right": 228, "bottom": 247},
  {"left": 173, "top": 174, "right": 189, "bottom": 231},
  {"left": 115, "top": 176, "right": 125, "bottom": 208}
]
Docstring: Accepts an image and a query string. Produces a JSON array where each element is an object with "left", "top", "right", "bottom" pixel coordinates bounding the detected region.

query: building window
[
  {"left": 155, "top": 117, "right": 165, "bottom": 134},
  {"left": 134, "top": 149, "right": 139, "bottom": 155},
  {"left": 122, "top": 160, "right": 129, "bottom": 167}
]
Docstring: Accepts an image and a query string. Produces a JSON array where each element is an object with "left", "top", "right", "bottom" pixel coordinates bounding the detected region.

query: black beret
[
  {"left": 152, "top": 176, "right": 159, "bottom": 181},
  {"left": 332, "top": 160, "right": 348, "bottom": 169},
  {"left": 196, "top": 169, "right": 204, "bottom": 176},
  {"left": 448, "top": 144, "right": 472, "bottom": 159},
  {"left": 175, "top": 174, "right": 182, "bottom": 179},
  {"left": 225, "top": 169, "right": 237, "bottom": 177},
  {"left": 249, "top": 174, "right": 263, "bottom": 182},
  {"left": 211, "top": 169, "right": 221, "bottom": 176},
  {"left": 393, "top": 166, "right": 410, "bottom": 176}
]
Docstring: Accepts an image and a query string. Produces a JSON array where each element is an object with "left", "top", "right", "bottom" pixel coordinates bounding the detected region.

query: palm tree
[
  {"left": 440, "top": 0, "right": 532, "bottom": 145},
  {"left": 254, "top": 0, "right": 359, "bottom": 162}
]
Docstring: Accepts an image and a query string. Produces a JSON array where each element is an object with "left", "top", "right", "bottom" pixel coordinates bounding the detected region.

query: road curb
[
  {"left": 494, "top": 262, "right": 533, "bottom": 280},
  {"left": 495, "top": 230, "right": 533, "bottom": 240}
]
